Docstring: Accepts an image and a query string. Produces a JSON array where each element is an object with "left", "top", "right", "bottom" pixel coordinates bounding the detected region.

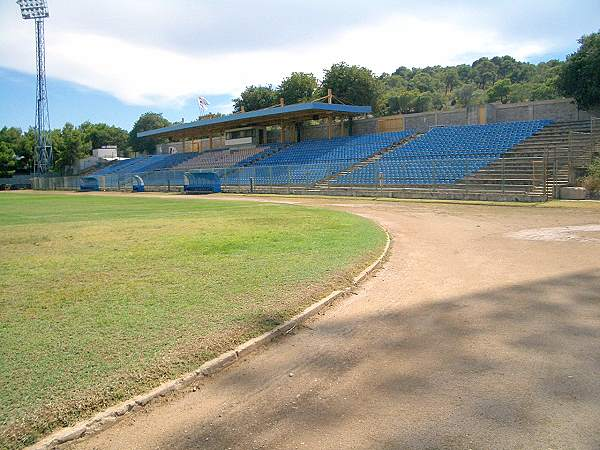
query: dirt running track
[{"left": 71, "top": 197, "right": 600, "bottom": 450}]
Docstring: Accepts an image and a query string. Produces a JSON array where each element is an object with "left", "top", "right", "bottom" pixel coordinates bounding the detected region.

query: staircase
[
  {"left": 457, "top": 121, "right": 593, "bottom": 197},
  {"left": 238, "top": 144, "right": 288, "bottom": 167},
  {"left": 313, "top": 133, "right": 421, "bottom": 188}
]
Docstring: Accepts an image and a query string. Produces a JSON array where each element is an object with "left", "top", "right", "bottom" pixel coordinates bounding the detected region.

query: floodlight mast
[{"left": 17, "top": 0, "right": 52, "bottom": 175}]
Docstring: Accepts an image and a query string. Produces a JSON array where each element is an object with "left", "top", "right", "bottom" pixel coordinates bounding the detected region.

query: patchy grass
[{"left": 0, "top": 192, "right": 386, "bottom": 449}]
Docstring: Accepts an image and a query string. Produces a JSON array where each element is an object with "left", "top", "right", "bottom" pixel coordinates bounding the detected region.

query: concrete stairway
[
  {"left": 456, "top": 121, "right": 593, "bottom": 197},
  {"left": 238, "top": 144, "right": 288, "bottom": 168},
  {"left": 313, "top": 133, "right": 421, "bottom": 188}
]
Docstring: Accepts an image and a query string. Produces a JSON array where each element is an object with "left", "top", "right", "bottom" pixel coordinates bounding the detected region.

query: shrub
[{"left": 580, "top": 158, "right": 600, "bottom": 192}]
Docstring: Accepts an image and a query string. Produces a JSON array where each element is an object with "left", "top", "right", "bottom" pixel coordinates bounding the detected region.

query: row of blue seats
[
  {"left": 334, "top": 120, "right": 551, "bottom": 185},
  {"left": 238, "top": 131, "right": 415, "bottom": 184},
  {"left": 94, "top": 152, "right": 198, "bottom": 176}
]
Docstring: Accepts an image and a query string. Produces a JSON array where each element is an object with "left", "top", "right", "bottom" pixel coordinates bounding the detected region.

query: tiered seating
[
  {"left": 235, "top": 145, "right": 286, "bottom": 167},
  {"left": 333, "top": 121, "right": 552, "bottom": 186},
  {"left": 174, "top": 146, "right": 270, "bottom": 170},
  {"left": 222, "top": 132, "right": 414, "bottom": 185},
  {"left": 94, "top": 153, "right": 197, "bottom": 176}
]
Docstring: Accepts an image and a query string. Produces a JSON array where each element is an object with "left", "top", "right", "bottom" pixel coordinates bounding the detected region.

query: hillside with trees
[{"left": 233, "top": 55, "right": 567, "bottom": 116}]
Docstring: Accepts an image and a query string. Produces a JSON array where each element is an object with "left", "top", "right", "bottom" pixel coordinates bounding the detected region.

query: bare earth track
[{"left": 70, "top": 195, "right": 600, "bottom": 450}]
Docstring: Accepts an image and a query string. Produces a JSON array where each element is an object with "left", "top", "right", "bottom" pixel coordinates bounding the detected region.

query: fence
[
  {"left": 592, "top": 117, "right": 600, "bottom": 154},
  {"left": 32, "top": 154, "right": 555, "bottom": 201}
]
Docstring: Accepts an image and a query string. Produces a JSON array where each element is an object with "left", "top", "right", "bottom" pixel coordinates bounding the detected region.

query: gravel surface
[{"left": 71, "top": 197, "right": 600, "bottom": 450}]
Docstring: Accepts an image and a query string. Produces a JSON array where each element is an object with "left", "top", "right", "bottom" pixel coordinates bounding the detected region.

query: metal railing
[{"left": 31, "top": 154, "right": 552, "bottom": 199}]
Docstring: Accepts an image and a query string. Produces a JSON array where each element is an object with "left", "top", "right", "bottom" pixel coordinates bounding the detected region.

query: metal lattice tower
[{"left": 17, "top": 0, "right": 53, "bottom": 175}]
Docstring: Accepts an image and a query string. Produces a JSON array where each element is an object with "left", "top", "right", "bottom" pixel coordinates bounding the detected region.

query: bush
[{"left": 580, "top": 158, "right": 600, "bottom": 192}]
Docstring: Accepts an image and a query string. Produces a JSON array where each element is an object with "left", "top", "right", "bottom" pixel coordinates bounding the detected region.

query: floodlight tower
[{"left": 17, "top": 0, "right": 52, "bottom": 175}]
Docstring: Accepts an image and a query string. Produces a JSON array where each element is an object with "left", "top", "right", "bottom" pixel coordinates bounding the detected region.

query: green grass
[{"left": 0, "top": 192, "right": 386, "bottom": 448}]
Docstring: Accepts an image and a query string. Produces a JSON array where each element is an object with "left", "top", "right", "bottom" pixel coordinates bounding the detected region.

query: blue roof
[{"left": 137, "top": 102, "right": 372, "bottom": 138}]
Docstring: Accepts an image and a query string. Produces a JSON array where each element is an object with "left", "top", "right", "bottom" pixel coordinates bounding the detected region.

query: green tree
[
  {"left": 410, "top": 72, "right": 435, "bottom": 92},
  {"left": 12, "top": 128, "right": 34, "bottom": 172},
  {"left": 232, "top": 85, "right": 279, "bottom": 112},
  {"left": 443, "top": 68, "right": 459, "bottom": 94},
  {"left": 487, "top": 79, "right": 512, "bottom": 103},
  {"left": 558, "top": 31, "right": 600, "bottom": 110},
  {"left": 278, "top": 72, "right": 318, "bottom": 105},
  {"left": 530, "top": 82, "right": 559, "bottom": 101},
  {"left": 80, "top": 122, "right": 129, "bottom": 151},
  {"left": 455, "top": 83, "right": 478, "bottom": 107},
  {"left": 472, "top": 58, "right": 498, "bottom": 89},
  {"left": 413, "top": 92, "right": 433, "bottom": 113},
  {"left": 0, "top": 141, "right": 17, "bottom": 177},
  {"left": 321, "top": 62, "right": 382, "bottom": 110},
  {"left": 0, "top": 127, "right": 35, "bottom": 172},
  {"left": 384, "top": 89, "right": 419, "bottom": 114},
  {"left": 53, "top": 123, "right": 92, "bottom": 173},
  {"left": 508, "top": 83, "right": 532, "bottom": 103},
  {"left": 129, "top": 112, "right": 171, "bottom": 154}
]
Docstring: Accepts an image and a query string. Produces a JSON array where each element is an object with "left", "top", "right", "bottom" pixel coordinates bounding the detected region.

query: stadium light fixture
[
  {"left": 17, "top": 0, "right": 49, "bottom": 20},
  {"left": 16, "top": 0, "right": 53, "bottom": 174}
]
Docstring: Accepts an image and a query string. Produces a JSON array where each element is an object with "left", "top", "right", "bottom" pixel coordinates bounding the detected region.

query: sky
[{"left": 0, "top": 0, "right": 598, "bottom": 131}]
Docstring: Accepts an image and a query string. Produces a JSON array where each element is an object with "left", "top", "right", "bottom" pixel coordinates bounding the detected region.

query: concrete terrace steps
[
  {"left": 313, "top": 133, "right": 422, "bottom": 188},
  {"left": 459, "top": 120, "right": 594, "bottom": 196},
  {"left": 238, "top": 144, "right": 289, "bottom": 168}
]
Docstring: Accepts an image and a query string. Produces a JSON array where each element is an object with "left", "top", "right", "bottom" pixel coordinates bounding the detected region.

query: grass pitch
[{"left": 0, "top": 192, "right": 386, "bottom": 448}]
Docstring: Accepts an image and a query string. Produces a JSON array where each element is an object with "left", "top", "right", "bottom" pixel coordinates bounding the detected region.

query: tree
[
  {"left": 508, "top": 83, "right": 532, "bottom": 103},
  {"left": 530, "top": 82, "right": 559, "bottom": 101},
  {"left": 443, "top": 68, "right": 459, "bottom": 94},
  {"left": 321, "top": 62, "right": 382, "bottom": 110},
  {"left": 455, "top": 83, "right": 478, "bottom": 107},
  {"left": 410, "top": 72, "right": 436, "bottom": 93},
  {"left": 232, "top": 85, "right": 279, "bottom": 112},
  {"left": 278, "top": 72, "right": 318, "bottom": 105},
  {"left": 383, "top": 74, "right": 408, "bottom": 90},
  {"left": 15, "top": 128, "right": 34, "bottom": 172},
  {"left": 0, "top": 127, "right": 35, "bottom": 172},
  {"left": 129, "top": 112, "right": 171, "bottom": 154},
  {"left": 80, "top": 122, "right": 129, "bottom": 151},
  {"left": 413, "top": 92, "right": 433, "bottom": 113},
  {"left": 487, "top": 79, "right": 512, "bottom": 103},
  {"left": 472, "top": 58, "right": 498, "bottom": 89},
  {"left": 558, "top": 31, "right": 600, "bottom": 110},
  {"left": 53, "top": 123, "right": 92, "bottom": 172},
  {"left": 385, "top": 89, "right": 419, "bottom": 114},
  {"left": 0, "top": 141, "right": 17, "bottom": 177},
  {"left": 491, "top": 55, "right": 518, "bottom": 79}
]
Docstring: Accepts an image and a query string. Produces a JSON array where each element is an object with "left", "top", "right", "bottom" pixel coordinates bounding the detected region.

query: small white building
[{"left": 93, "top": 146, "right": 118, "bottom": 159}]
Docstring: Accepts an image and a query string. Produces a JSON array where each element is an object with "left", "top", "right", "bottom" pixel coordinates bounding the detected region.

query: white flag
[{"left": 197, "top": 96, "right": 210, "bottom": 112}]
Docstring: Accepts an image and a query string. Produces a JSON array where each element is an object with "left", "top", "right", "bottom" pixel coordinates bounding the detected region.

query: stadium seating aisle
[{"left": 333, "top": 120, "right": 552, "bottom": 185}]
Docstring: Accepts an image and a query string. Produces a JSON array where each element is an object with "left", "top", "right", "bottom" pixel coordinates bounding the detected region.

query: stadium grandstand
[{"left": 30, "top": 97, "right": 599, "bottom": 202}]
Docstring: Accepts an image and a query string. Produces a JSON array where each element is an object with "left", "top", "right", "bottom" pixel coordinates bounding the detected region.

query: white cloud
[{"left": 0, "top": 3, "right": 571, "bottom": 108}]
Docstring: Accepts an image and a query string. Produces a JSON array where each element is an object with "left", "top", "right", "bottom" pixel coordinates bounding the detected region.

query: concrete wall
[{"left": 487, "top": 98, "right": 590, "bottom": 123}]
